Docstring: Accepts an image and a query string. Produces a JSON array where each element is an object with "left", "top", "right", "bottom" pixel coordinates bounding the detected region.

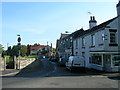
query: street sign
[{"left": 18, "top": 37, "right": 21, "bottom": 42}]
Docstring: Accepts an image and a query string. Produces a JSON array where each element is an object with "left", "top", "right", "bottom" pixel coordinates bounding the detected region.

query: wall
[
  {"left": 0, "top": 58, "right": 4, "bottom": 71},
  {"left": 0, "top": 57, "right": 36, "bottom": 71},
  {"left": 18, "top": 58, "right": 36, "bottom": 69}
]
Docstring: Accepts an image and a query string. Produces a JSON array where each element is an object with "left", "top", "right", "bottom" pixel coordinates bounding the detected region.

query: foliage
[
  {"left": 41, "top": 48, "right": 47, "bottom": 55},
  {"left": 6, "top": 56, "right": 13, "bottom": 64},
  {"left": 34, "top": 43, "right": 40, "bottom": 46},
  {"left": 0, "top": 44, "right": 3, "bottom": 54},
  {"left": 23, "top": 56, "right": 38, "bottom": 58},
  {"left": 7, "top": 45, "right": 27, "bottom": 57},
  {"left": 20, "top": 45, "right": 27, "bottom": 56},
  {"left": 11, "top": 45, "right": 19, "bottom": 57}
]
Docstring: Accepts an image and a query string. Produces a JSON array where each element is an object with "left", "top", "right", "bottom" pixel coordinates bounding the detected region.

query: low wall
[
  {"left": 18, "top": 58, "right": 36, "bottom": 69},
  {"left": 0, "top": 58, "right": 4, "bottom": 71},
  {"left": 0, "top": 56, "right": 36, "bottom": 71},
  {"left": 16, "top": 59, "right": 43, "bottom": 75}
]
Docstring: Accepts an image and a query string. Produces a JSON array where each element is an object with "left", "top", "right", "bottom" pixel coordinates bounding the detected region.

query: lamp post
[{"left": 17, "top": 34, "right": 21, "bottom": 69}]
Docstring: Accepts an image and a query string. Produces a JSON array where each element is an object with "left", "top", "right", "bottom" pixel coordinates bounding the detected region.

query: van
[{"left": 65, "top": 56, "right": 85, "bottom": 72}]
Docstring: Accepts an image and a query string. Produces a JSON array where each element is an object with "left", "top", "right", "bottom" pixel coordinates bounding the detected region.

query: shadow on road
[{"left": 2, "top": 60, "right": 120, "bottom": 81}]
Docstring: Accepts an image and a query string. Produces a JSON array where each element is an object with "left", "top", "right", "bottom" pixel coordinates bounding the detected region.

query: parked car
[
  {"left": 49, "top": 57, "right": 58, "bottom": 62},
  {"left": 65, "top": 56, "right": 85, "bottom": 72},
  {"left": 58, "top": 57, "right": 67, "bottom": 66}
]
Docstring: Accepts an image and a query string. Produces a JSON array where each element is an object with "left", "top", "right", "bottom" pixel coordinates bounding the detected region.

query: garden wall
[{"left": 0, "top": 56, "right": 36, "bottom": 71}]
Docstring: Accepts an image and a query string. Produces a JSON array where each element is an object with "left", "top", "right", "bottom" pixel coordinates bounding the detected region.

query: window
[
  {"left": 112, "top": 55, "right": 120, "bottom": 66},
  {"left": 91, "top": 34, "right": 95, "bottom": 46},
  {"left": 82, "top": 37, "right": 85, "bottom": 47},
  {"left": 110, "top": 32, "right": 116, "bottom": 43},
  {"left": 82, "top": 52, "right": 85, "bottom": 58},
  {"left": 76, "top": 39, "right": 78, "bottom": 49},
  {"left": 91, "top": 54, "right": 102, "bottom": 65},
  {"left": 109, "top": 29, "right": 118, "bottom": 46}
]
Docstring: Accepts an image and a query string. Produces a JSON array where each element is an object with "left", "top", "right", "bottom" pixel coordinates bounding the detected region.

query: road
[{"left": 2, "top": 59, "right": 119, "bottom": 88}]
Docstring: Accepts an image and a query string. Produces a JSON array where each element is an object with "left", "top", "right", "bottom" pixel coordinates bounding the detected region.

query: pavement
[{"left": 0, "top": 69, "right": 20, "bottom": 77}]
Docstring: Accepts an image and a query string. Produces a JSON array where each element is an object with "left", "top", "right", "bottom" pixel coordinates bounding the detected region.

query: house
[
  {"left": 29, "top": 45, "right": 52, "bottom": 56},
  {"left": 56, "top": 33, "right": 70, "bottom": 58},
  {"left": 73, "top": 1, "right": 120, "bottom": 72},
  {"left": 29, "top": 45, "right": 47, "bottom": 55}
]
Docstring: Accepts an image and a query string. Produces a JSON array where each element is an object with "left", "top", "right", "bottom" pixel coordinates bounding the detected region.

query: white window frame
[
  {"left": 91, "top": 34, "right": 95, "bottom": 46},
  {"left": 82, "top": 37, "right": 85, "bottom": 47},
  {"left": 110, "top": 32, "right": 116, "bottom": 44},
  {"left": 111, "top": 54, "right": 120, "bottom": 67}
]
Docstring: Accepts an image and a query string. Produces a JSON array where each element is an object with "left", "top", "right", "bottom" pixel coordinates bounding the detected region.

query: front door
[{"left": 103, "top": 54, "right": 111, "bottom": 72}]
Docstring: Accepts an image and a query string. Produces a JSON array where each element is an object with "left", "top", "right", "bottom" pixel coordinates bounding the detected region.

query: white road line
[{"left": 0, "top": 71, "right": 19, "bottom": 77}]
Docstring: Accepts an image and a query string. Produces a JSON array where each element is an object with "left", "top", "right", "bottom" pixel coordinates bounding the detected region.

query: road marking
[
  {"left": 0, "top": 71, "right": 19, "bottom": 77},
  {"left": 90, "top": 75, "right": 107, "bottom": 77},
  {"left": 47, "top": 75, "right": 108, "bottom": 79}
]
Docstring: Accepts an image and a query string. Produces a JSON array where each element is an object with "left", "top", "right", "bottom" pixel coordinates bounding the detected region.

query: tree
[
  {"left": 34, "top": 43, "right": 40, "bottom": 46},
  {"left": 11, "top": 45, "right": 19, "bottom": 57},
  {"left": 41, "top": 48, "right": 47, "bottom": 55},
  {"left": 26, "top": 44, "right": 30, "bottom": 56},
  {"left": 7, "top": 46, "right": 12, "bottom": 56},
  {"left": 0, "top": 44, "right": 3, "bottom": 54},
  {"left": 20, "top": 45, "right": 27, "bottom": 56}
]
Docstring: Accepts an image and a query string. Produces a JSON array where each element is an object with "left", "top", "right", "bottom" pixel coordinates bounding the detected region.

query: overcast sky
[{"left": 1, "top": 1, "right": 118, "bottom": 49}]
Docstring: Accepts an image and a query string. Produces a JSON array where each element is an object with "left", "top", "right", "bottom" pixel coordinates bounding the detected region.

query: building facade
[
  {"left": 56, "top": 1, "right": 120, "bottom": 72},
  {"left": 73, "top": 2, "right": 120, "bottom": 72}
]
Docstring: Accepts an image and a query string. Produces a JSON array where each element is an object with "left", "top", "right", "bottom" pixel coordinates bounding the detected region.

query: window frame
[{"left": 91, "top": 34, "right": 95, "bottom": 46}]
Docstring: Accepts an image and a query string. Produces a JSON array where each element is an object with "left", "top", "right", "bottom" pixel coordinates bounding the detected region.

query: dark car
[
  {"left": 49, "top": 57, "right": 58, "bottom": 62},
  {"left": 58, "top": 57, "right": 67, "bottom": 66}
]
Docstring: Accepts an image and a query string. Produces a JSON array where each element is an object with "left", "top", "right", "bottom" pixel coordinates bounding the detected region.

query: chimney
[{"left": 89, "top": 16, "right": 97, "bottom": 29}]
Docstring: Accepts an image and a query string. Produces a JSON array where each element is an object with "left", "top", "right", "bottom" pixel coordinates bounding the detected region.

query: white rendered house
[{"left": 73, "top": 2, "right": 120, "bottom": 72}]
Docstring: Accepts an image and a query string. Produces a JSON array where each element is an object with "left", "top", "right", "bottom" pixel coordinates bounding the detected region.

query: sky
[{"left": 1, "top": 0, "right": 118, "bottom": 50}]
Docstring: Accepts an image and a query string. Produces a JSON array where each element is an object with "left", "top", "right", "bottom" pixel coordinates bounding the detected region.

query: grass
[
  {"left": 0, "top": 56, "right": 11, "bottom": 63},
  {"left": 20, "top": 55, "right": 38, "bottom": 58},
  {"left": 6, "top": 56, "right": 13, "bottom": 64}
]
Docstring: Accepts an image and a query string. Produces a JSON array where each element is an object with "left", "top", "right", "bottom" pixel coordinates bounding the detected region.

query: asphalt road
[{"left": 2, "top": 59, "right": 119, "bottom": 88}]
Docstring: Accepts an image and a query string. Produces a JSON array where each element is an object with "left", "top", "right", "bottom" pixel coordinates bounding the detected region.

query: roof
[
  {"left": 72, "top": 28, "right": 85, "bottom": 39},
  {"left": 74, "top": 16, "right": 118, "bottom": 39},
  {"left": 60, "top": 33, "right": 70, "bottom": 40},
  {"left": 30, "top": 45, "right": 47, "bottom": 50}
]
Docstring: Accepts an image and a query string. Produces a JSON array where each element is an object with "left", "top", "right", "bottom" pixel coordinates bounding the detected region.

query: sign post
[{"left": 17, "top": 35, "right": 21, "bottom": 70}]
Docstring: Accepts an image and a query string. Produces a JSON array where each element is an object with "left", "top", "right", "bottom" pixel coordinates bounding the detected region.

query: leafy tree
[
  {"left": 26, "top": 44, "right": 30, "bottom": 56},
  {"left": 0, "top": 44, "right": 3, "bottom": 54},
  {"left": 11, "top": 45, "right": 19, "bottom": 57},
  {"left": 34, "top": 43, "right": 40, "bottom": 46},
  {"left": 41, "top": 48, "right": 47, "bottom": 55},
  {"left": 7, "top": 46, "right": 12, "bottom": 56},
  {"left": 20, "top": 45, "right": 27, "bottom": 56}
]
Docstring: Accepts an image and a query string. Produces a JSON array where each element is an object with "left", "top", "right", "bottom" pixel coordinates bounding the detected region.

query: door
[{"left": 103, "top": 54, "right": 111, "bottom": 72}]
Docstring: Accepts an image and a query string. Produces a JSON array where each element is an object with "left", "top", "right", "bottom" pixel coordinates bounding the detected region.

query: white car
[{"left": 65, "top": 56, "right": 85, "bottom": 72}]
